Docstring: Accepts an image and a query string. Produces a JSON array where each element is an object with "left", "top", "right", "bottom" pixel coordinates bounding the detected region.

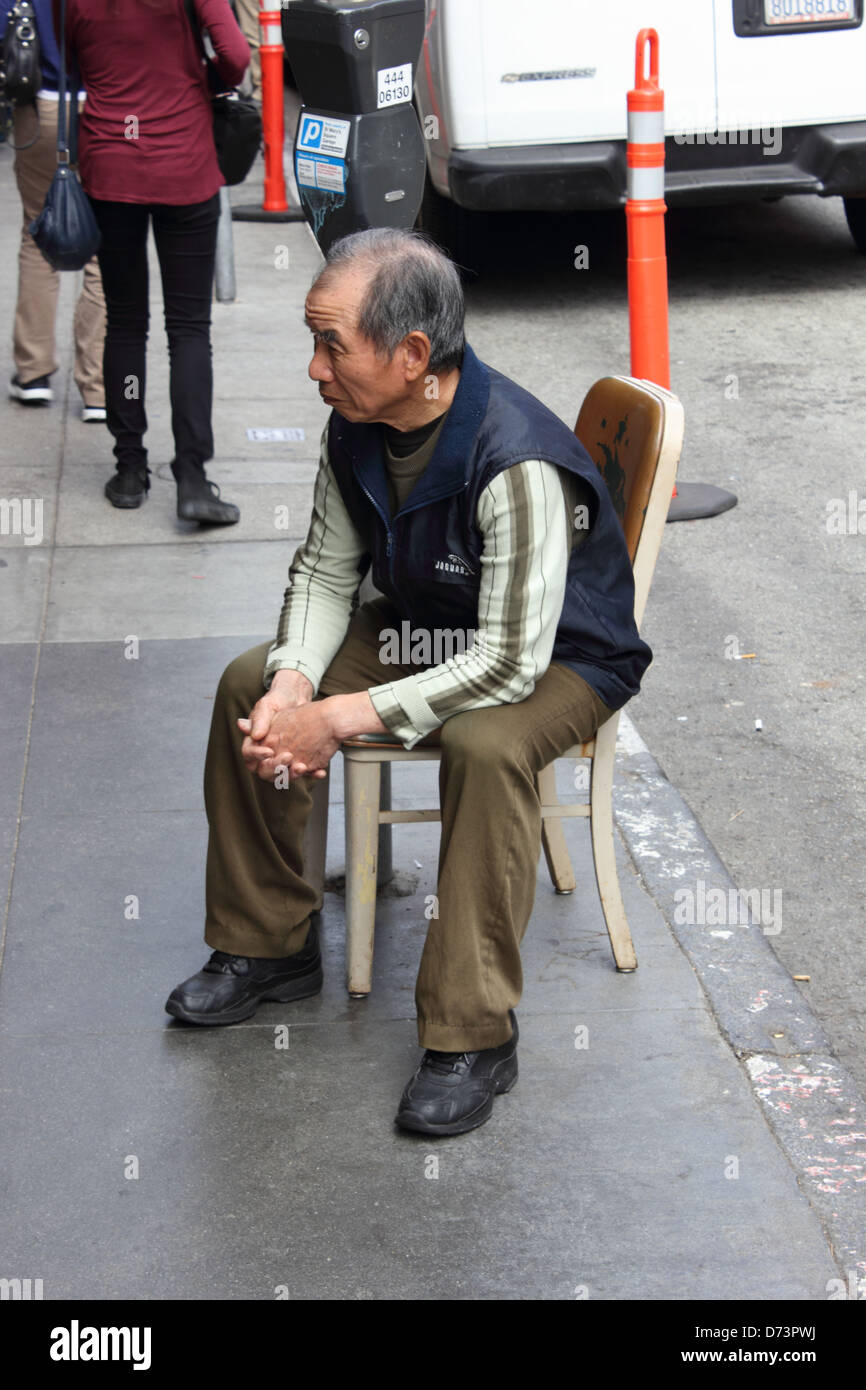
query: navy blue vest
[{"left": 327, "top": 342, "right": 652, "bottom": 711}]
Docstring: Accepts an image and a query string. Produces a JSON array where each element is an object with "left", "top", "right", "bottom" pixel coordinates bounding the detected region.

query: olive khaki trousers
[{"left": 204, "top": 600, "right": 613, "bottom": 1051}]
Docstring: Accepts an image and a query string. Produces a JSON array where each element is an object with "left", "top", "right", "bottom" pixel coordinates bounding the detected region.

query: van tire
[
  {"left": 843, "top": 196, "right": 866, "bottom": 253},
  {"left": 416, "top": 178, "right": 482, "bottom": 277}
]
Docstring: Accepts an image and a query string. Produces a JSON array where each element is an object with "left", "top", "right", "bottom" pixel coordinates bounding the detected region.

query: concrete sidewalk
[{"left": 0, "top": 144, "right": 862, "bottom": 1302}]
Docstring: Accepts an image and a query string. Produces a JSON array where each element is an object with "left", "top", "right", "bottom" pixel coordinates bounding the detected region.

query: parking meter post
[
  {"left": 214, "top": 185, "right": 237, "bottom": 302},
  {"left": 282, "top": 0, "right": 427, "bottom": 255},
  {"left": 260, "top": 7, "right": 288, "bottom": 213}
]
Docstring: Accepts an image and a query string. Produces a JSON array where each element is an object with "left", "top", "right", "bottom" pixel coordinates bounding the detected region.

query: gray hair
[{"left": 311, "top": 228, "right": 465, "bottom": 372}]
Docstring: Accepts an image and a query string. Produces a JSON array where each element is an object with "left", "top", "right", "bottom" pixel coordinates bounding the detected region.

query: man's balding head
[{"left": 310, "top": 228, "right": 465, "bottom": 374}]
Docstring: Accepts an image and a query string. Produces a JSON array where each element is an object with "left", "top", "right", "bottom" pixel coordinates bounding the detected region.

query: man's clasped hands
[{"left": 238, "top": 669, "right": 387, "bottom": 782}]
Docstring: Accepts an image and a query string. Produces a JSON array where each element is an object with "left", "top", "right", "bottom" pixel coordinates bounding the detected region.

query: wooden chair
[{"left": 302, "top": 376, "right": 684, "bottom": 995}]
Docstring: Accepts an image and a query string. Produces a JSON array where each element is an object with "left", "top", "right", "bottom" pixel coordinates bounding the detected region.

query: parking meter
[{"left": 282, "top": 0, "right": 427, "bottom": 254}]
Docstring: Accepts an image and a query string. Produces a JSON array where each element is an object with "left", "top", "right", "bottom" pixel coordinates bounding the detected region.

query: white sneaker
[
  {"left": 81, "top": 404, "right": 107, "bottom": 423},
  {"left": 9, "top": 373, "right": 52, "bottom": 405}
]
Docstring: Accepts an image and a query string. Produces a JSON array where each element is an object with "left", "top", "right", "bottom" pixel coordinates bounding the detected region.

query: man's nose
[{"left": 309, "top": 342, "right": 333, "bottom": 383}]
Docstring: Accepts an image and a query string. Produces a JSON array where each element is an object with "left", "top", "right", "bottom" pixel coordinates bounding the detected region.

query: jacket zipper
[
  {"left": 357, "top": 474, "right": 396, "bottom": 588},
  {"left": 358, "top": 474, "right": 469, "bottom": 593}
]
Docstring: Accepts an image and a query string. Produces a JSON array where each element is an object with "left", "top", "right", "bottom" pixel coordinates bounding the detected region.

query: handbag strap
[
  {"left": 55, "top": 0, "right": 81, "bottom": 166},
  {"left": 183, "top": 0, "right": 207, "bottom": 63},
  {"left": 183, "top": 0, "right": 228, "bottom": 95}
]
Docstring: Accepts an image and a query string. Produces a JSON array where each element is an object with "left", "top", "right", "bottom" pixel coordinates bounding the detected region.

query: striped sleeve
[
  {"left": 367, "top": 459, "right": 579, "bottom": 749},
  {"left": 263, "top": 425, "right": 368, "bottom": 693}
]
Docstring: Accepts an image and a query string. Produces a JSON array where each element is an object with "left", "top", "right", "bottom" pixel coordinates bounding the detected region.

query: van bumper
[{"left": 445, "top": 122, "right": 866, "bottom": 211}]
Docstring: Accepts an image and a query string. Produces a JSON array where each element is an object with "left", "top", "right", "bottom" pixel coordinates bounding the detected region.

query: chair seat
[
  {"left": 342, "top": 727, "right": 443, "bottom": 750},
  {"left": 342, "top": 729, "right": 592, "bottom": 757}
]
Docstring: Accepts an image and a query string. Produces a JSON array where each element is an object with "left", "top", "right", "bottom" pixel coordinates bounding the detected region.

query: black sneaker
[
  {"left": 165, "top": 918, "right": 323, "bottom": 1026},
  {"left": 176, "top": 472, "right": 239, "bottom": 526},
  {"left": 105, "top": 466, "right": 150, "bottom": 509},
  {"left": 10, "top": 373, "right": 52, "bottom": 405},
  {"left": 395, "top": 1010, "right": 519, "bottom": 1136}
]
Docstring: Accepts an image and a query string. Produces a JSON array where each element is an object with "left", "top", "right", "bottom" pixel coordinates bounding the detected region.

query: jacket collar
[{"left": 345, "top": 341, "right": 490, "bottom": 517}]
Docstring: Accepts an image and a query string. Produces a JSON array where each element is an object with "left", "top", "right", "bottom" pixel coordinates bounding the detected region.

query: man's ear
[{"left": 401, "top": 331, "right": 432, "bottom": 382}]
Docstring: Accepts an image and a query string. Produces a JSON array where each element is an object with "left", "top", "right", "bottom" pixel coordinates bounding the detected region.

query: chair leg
[
  {"left": 590, "top": 714, "right": 637, "bottom": 972},
  {"left": 302, "top": 773, "right": 330, "bottom": 912},
  {"left": 343, "top": 752, "right": 381, "bottom": 997},
  {"left": 538, "top": 763, "right": 576, "bottom": 894},
  {"left": 377, "top": 761, "right": 394, "bottom": 888}
]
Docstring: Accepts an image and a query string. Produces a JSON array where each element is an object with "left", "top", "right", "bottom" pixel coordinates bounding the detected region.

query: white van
[{"left": 413, "top": 0, "right": 866, "bottom": 253}]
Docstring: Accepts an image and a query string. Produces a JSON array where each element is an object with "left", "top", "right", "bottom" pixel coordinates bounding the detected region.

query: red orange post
[
  {"left": 259, "top": 7, "right": 288, "bottom": 213},
  {"left": 626, "top": 28, "right": 670, "bottom": 390}
]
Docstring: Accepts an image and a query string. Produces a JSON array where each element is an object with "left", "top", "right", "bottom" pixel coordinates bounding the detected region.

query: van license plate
[{"left": 764, "top": 0, "right": 856, "bottom": 24}]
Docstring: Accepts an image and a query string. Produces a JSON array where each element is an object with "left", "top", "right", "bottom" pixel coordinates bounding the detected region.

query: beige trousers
[
  {"left": 234, "top": 0, "right": 262, "bottom": 102},
  {"left": 12, "top": 96, "right": 105, "bottom": 404}
]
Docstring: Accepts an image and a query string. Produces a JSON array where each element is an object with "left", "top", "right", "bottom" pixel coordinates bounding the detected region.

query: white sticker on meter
[
  {"left": 297, "top": 112, "right": 351, "bottom": 158},
  {"left": 295, "top": 153, "right": 346, "bottom": 193},
  {"left": 377, "top": 63, "right": 413, "bottom": 109}
]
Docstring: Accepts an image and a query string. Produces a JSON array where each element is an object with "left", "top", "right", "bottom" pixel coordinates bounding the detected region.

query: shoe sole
[
  {"left": 164, "top": 961, "right": 323, "bottom": 1026},
  {"left": 394, "top": 1054, "right": 518, "bottom": 1137},
  {"left": 105, "top": 486, "right": 145, "bottom": 509},
  {"left": 10, "top": 391, "right": 51, "bottom": 405},
  {"left": 177, "top": 500, "right": 239, "bottom": 526}
]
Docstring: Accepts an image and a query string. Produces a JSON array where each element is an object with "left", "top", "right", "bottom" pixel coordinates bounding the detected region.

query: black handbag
[
  {"left": 27, "top": 0, "right": 101, "bottom": 271},
  {"left": 183, "top": 0, "right": 262, "bottom": 187},
  {"left": 1, "top": 0, "right": 41, "bottom": 106}
]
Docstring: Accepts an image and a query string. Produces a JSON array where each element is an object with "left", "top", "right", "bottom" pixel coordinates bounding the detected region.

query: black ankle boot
[
  {"left": 174, "top": 466, "right": 239, "bottom": 526},
  {"left": 105, "top": 465, "right": 150, "bottom": 509}
]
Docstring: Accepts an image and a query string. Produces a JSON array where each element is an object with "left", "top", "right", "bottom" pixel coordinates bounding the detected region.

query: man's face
[{"left": 305, "top": 267, "right": 410, "bottom": 424}]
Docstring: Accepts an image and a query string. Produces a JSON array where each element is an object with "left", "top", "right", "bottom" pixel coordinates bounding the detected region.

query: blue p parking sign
[{"left": 298, "top": 115, "right": 324, "bottom": 151}]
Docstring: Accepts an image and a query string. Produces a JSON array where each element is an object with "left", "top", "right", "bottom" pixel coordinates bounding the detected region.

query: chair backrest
[{"left": 575, "top": 376, "right": 684, "bottom": 629}]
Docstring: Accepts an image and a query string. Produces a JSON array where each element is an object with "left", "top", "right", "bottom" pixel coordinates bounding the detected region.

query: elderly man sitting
[{"left": 166, "top": 228, "right": 651, "bottom": 1136}]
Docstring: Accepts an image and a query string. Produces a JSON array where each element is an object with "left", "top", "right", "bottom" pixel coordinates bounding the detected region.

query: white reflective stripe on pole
[
  {"left": 627, "top": 109, "right": 664, "bottom": 145},
  {"left": 627, "top": 164, "right": 665, "bottom": 201}
]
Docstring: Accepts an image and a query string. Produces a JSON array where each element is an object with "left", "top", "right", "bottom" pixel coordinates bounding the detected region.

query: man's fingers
[
  {"left": 249, "top": 712, "right": 272, "bottom": 739},
  {"left": 241, "top": 737, "right": 275, "bottom": 767}
]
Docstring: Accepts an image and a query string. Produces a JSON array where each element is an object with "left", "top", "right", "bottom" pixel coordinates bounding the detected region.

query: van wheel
[
  {"left": 843, "top": 196, "right": 866, "bottom": 253},
  {"left": 416, "top": 178, "right": 482, "bottom": 277}
]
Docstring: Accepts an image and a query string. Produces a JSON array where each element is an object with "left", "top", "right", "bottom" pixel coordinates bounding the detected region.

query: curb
[{"left": 613, "top": 711, "right": 866, "bottom": 1295}]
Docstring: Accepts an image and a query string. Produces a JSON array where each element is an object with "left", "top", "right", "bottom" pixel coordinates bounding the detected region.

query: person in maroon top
[{"left": 61, "top": 0, "right": 249, "bottom": 522}]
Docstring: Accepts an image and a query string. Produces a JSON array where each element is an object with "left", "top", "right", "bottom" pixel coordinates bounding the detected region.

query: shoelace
[
  {"left": 204, "top": 950, "right": 247, "bottom": 974},
  {"left": 423, "top": 1050, "right": 472, "bottom": 1073}
]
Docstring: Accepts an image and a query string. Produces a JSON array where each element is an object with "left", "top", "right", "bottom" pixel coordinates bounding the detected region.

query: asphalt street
[{"left": 454, "top": 193, "right": 866, "bottom": 1098}]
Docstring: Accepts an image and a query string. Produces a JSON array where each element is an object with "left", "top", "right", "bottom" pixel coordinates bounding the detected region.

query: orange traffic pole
[
  {"left": 259, "top": 7, "right": 288, "bottom": 213},
  {"left": 626, "top": 28, "right": 670, "bottom": 391},
  {"left": 626, "top": 31, "right": 737, "bottom": 521}
]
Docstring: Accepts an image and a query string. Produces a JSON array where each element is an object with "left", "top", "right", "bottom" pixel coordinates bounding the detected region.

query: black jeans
[{"left": 90, "top": 195, "right": 220, "bottom": 477}]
